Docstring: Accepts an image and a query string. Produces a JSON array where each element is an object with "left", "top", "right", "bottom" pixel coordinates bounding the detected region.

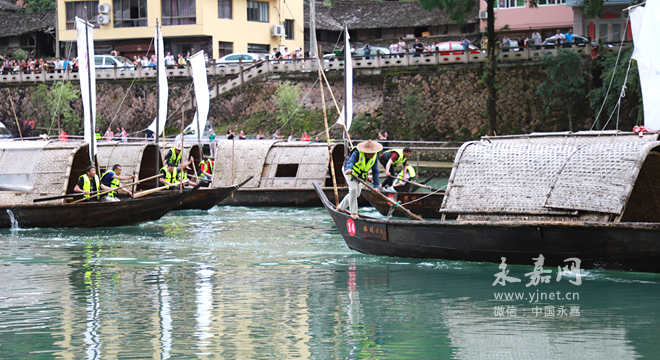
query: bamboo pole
[
  {"left": 316, "top": 60, "right": 340, "bottom": 207},
  {"left": 353, "top": 175, "right": 424, "bottom": 221},
  {"left": 7, "top": 89, "right": 23, "bottom": 140},
  {"left": 71, "top": 174, "right": 163, "bottom": 204}
]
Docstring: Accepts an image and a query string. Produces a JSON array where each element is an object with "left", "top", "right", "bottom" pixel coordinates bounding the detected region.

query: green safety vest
[
  {"left": 351, "top": 150, "right": 377, "bottom": 180},
  {"left": 385, "top": 149, "right": 407, "bottom": 166},
  {"left": 160, "top": 166, "right": 179, "bottom": 188},
  {"left": 167, "top": 147, "right": 182, "bottom": 166},
  {"left": 397, "top": 165, "right": 416, "bottom": 179},
  {"left": 79, "top": 174, "right": 101, "bottom": 199},
  {"left": 95, "top": 132, "right": 101, "bottom": 140},
  {"left": 179, "top": 170, "right": 188, "bottom": 182},
  {"left": 101, "top": 170, "right": 120, "bottom": 197}
]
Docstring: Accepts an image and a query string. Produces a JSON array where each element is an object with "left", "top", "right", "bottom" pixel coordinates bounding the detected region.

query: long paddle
[
  {"left": 386, "top": 175, "right": 444, "bottom": 192},
  {"left": 33, "top": 173, "right": 163, "bottom": 203},
  {"left": 134, "top": 179, "right": 190, "bottom": 198},
  {"left": 70, "top": 174, "right": 163, "bottom": 204},
  {"left": 352, "top": 175, "right": 424, "bottom": 221}
]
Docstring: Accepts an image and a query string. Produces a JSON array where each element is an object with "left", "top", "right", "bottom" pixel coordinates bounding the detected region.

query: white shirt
[
  {"left": 532, "top": 32, "right": 542, "bottom": 46},
  {"left": 397, "top": 41, "right": 406, "bottom": 54}
]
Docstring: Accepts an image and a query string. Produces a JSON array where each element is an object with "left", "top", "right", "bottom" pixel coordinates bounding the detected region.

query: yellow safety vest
[
  {"left": 351, "top": 150, "right": 377, "bottom": 180},
  {"left": 101, "top": 170, "right": 120, "bottom": 197},
  {"left": 199, "top": 159, "right": 213, "bottom": 174},
  {"left": 397, "top": 165, "right": 416, "bottom": 179},
  {"left": 385, "top": 149, "right": 407, "bottom": 166},
  {"left": 79, "top": 174, "right": 101, "bottom": 199},
  {"left": 160, "top": 166, "right": 179, "bottom": 188},
  {"left": 167, "top": 147, "right": 182, "bottom": 166}
]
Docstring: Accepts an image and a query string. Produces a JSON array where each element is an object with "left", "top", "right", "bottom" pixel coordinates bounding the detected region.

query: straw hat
[{"left": 356, "top": 140, "right": 383, "bottom": 154}]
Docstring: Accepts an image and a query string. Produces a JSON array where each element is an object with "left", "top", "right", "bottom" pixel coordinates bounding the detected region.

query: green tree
[
  {"left": 401, "top": 85, "right": 430, "bottom": 140},
  {"left": 272, "top": 80, "right": 303, "bottom": 133},
  {"left": 22, "top": 0, "right": 56, "bottom": 13},
  {"left": 27, "top": 82, "right": 81, "bottom": 135},
  {"left": 588, "top": 46, "right": 642, "bottom": 128},
  {"left": 12, "top": 49, "right": 28, "bottom": 61},
  {"left": 536, "top": 49, "right": 590, "bottom": 131}
]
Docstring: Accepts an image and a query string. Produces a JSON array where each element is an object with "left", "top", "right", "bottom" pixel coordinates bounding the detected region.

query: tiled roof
[
  {"left": 305, "top": 1, "right": 478, "bottom": 31},
  {"left": 0, "top": 11, "right": 56, "bottom": 37},
  {"left": 0, "top": 0, "right": 21, "bottom": 12}
]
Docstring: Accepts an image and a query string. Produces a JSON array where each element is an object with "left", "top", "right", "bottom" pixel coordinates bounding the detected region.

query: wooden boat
[
  {"left": 214, "top": 140, "right": 367, "bottom": 207},
  {"left": 0, "top": 141, "right": 202, "bottom": 228},
  {"left": 361, "top": 190, "right": 445, "bottom": 219},
  {"left": 1, "top": 188, "right": 198, "bottom": 228},
  {"left": 171, "top": 177, "right": 251, "bottom": 210},
  {"left": 316, "top": 131, "right": 660, "bottom": 273}
]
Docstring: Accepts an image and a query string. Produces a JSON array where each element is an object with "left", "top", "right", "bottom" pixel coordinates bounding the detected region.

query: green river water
[{"left": 1, "top": 205, "right": 659, "bottom": 359}]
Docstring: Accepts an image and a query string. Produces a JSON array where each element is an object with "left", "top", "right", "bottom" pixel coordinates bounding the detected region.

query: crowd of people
[{"left": 1, "top": 57, "right": 79, "bottom": 74}]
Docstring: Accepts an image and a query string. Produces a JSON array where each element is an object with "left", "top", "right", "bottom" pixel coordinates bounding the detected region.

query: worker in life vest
[
  {"left": 199, "top": 158, "right": 214, "bottom": 180},
  {"left": 177, "top": 162, "right": 199, "bottom": 187},
  {"left": 164, "top": 143, "right": 195, "bottom": 170},
  {"left": 338, "top": 140, "right": 382, "bottom": 219},
  {"left": 390, "top": 165, "right": 417, "bottom": 192},
  {"left": 159, "top": 162, "right": 181, "bottom": 190},
  {"left": 379, "top": 147, "right": 412, "bottom": 188},
  {"left": 100, "top": 164, "right": 137, "bottom": 201},
  {"left": 73, "top": 165, "right": 106, "bottom": 201},
  {"left": 59, "top": 129, "right": 68, "bottom": 142},
  {"left": 95, "top": 127, "right": 102, "bottom": 141}
]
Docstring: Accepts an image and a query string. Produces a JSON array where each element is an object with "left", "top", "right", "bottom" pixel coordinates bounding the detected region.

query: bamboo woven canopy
[
  {"left": 97, "top": 143, "right": 164, "bottom": 191},
  {"left": 0, "top": 141, "right": 90, "bottom": 204},
  {"left": 442, "top": 131, "right": 660, "bottom": 222},
  {"left": 212, "top": 140, "right": 344, "bottom": 188}
]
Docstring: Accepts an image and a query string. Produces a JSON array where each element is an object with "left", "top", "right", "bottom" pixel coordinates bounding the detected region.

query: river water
[{"left": 1, "top": 206, "right": 659, "bottom": 359}]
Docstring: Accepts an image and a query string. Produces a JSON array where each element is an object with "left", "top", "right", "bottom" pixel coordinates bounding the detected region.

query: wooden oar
[
  {"left": 70, "top": 174, "right": 163, "bottom": 204},
  {"left": 352, "top": 175, "right": 424, "bottom": 221},
  {"left": 134, "top": 179, "right": 189, "bottom": 198},
  {"left": 34, "top": 174, "right": 163, "bottom": 203},
  {"left": 387, "top": 175, "right": 444, "bottom": 192}
]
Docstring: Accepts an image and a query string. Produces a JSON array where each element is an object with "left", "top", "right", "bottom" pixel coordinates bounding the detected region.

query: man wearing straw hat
[{"left": 338, "top": 140, "right": 382, "bottom": 219}]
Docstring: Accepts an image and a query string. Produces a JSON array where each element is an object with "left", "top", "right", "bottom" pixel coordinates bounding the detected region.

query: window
[
  {"left": 247, "top": 43, "right": 269, "bottom": 53},
  {"left": 285, "top": 19, "right": 294, "bottom": 40},
  {"left": 218, "top": 41, "right": 233, "bottom": 57},
  {"left": 65, "top": 2, "right": 99, "bottom": 30},
  {"left": 247, "top": 1, "right": 268, "bottom": 22},
  {"left": 113, "top": 0, "right": 148, "bottom": 27},
  {"left": 537, "top": 0, "right": 565, "bottom": 5},
  {"left": 275, "top": 164, "right": 299, "bottom": 177},
  {"left": 218, "top": 0, "right": 232, "bottom": 19},
  {"left": 162, "top": 0, "right": 196, "bottom": 25},
  {"left": 495, "top": 0, "right": 524, "bottom": 9}
]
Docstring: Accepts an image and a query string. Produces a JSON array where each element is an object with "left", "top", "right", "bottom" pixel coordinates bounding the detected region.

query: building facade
[{"left": 57, "top": 0, "right": 304, "bottom": 60}]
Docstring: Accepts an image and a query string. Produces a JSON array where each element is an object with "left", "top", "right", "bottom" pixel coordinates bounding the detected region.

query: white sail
[
  {"left": 76, "top": 17, "right": 96, "bottom": 161},
  {"left": 631, "top": 0, "right": 660, "bottom": 130},
  {"left": 148, "top": 24, "right": 168, "bottom": 137},
  {"left": 344, "top": 26, "right": 353, "bottom": 132},
  {"left": 188, "top": 51, "right": 210, "bottom": 144}
]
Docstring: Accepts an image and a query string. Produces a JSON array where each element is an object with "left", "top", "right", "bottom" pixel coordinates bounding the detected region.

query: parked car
[
  {"left": 542, "top": 35, "right": 590, "bottom": 48},
  {"left": 434, "top": 41, "right": 482, "bottom": 55},
  {"left": 354, "top": 46, "right": 390, "bottom": 57},
  {"left": 216, "top": 53, "right": 269, "bottom": 66},
  {"left": 94, "top": 55, "right": 135, "bottom": 69}
]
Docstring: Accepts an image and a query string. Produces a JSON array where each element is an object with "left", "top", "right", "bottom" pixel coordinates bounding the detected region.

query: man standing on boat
[
  {"left": 379, "top": 147, "right": 412, "bottom": 189},
  {"left": 73, "top": 165, "right": 105, "bottom": 201},
  {"left": 339, "top": 140, "right": 382, "bottom": 219},
  {"left": 101, "top": 164, "right": 137, "bottom": 201}
]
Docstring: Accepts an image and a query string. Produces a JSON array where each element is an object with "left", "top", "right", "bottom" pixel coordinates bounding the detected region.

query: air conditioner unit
[
  {"left": 98, "top": 3, "right": 110, "bottom": 13},
  {"left": 97, "top": 14, "right": 110, "bottom": 25},
  {"left": 272, "top": 25, "right": 286, "bottom": 37},
  {"left": 478, "top": 10, "right": 488, "bottom": 19}
]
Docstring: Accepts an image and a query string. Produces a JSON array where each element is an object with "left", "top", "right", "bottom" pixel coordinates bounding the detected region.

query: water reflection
[{"left": 0, "top": 207, "right": 659, "bottom": 359}]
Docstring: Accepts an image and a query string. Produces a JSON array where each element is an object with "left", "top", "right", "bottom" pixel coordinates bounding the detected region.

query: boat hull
[
  {"left": 314, "top": 183, "right": 660, "bottom": 273},
  {"left": 361, "top": 190, "right": 445, "bottom": 219},
  {"left": 219, "top": 187, "right": 368, "bottom": 207},
  {"left": 173, "top": 186, "right": 240, "bottom": 211},
  {"left": 1, "top": 189, "right": 197, "bottom": 229}
]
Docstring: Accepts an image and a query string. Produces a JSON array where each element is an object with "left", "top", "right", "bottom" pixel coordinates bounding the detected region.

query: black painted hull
[
  {"left": 1, "top": 188, "right": 198, "bottom": 229},
  {"left": 173, "top": 186, "right": 240, "bottom": 210},
  {"left": 314, "top": 183, "right": 660, "bottom": 273},
  {"left": 219, "top": 187, "right": 369, "bottom": 207}
]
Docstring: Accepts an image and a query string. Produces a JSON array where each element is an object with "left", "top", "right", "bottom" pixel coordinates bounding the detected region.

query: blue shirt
[
  {"left": 344, "top": 151, "right": 380, "bottom": 187},
  {"left": 565, "top": 33, "right": 574, "bottom": 44}
]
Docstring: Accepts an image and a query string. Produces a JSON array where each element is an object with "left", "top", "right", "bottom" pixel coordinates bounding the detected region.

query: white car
[
  {"left": 215, "top": 53, "right": 269, "bottom": 66},
  {"left": 94, "top": 55, "right": 135, "bottom": 69}
]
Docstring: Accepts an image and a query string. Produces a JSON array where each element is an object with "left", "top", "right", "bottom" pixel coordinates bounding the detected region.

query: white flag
[
  {"left": 189, "top": 51, "right": 210, "bottom": 144},
  {"left": 76, "top": 17, "right": 96, "bottom": 161},
  {"left": 149, "top": 24, "right": 168, "bottom": 136}
]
